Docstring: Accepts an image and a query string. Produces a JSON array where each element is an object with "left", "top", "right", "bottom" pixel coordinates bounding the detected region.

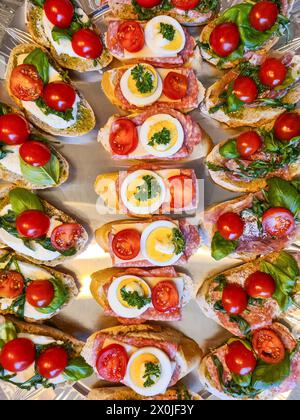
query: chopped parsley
[
  {"left": 172, "top": 228, "right": 185, "bottom": 255},
  {"left": 148, "top": 127, "right": 171, "bottom": 147},
  {"left": 143, "top": 362, "right": 161, "bottom": 388},
  {"left": 159, "top": 23, "right": 175, "bottom": 41},
  {"left": 120, "top": 288, "right": 151, "bottom": 309},
  {"left": 134, "top": 175, "right": 161, "bottom": 202},
  {"left": 131, "top": 64, "right": 154, "bottom": 94}
]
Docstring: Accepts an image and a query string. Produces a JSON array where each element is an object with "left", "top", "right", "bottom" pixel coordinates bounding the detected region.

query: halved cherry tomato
[
  {"left": 37, "top": 346, "right": 68, "bottom": 379},
  {"left": 152, "top": 281, "right": 179, "bottom": 313},
  {"left": 96, "top": 344, "right": 128, "bottom": 382},
  {"left": 225, "top": 340, "right": 257, "bottom": 376},
  {"left": 252, "top": 328, "right": 285, "bottom": 364},
  {"left": 209, "top": 22, "right": 240, "bottom": 58},
  {"left": 168, "top": 175, "right": 195, "bottom": 210},
  {"left": 43, "top": 82, "right": 76, "bottom": 112},
  {"left": 274, "top": 112, "right": 300, "bottom": 142},
  {"left": 72, "top": 29, "right": 103, "bottom": 59},
  {"left": 249, "top": 1, "right": 279, "bottom": 32},
  {"left": 233, "top": 76, "right": 258, "bottom": 104},
  {"left": 171, "top": 0, "right": 199, "bottom": 10},
  {"left": 259, "top": 58, "right": 287, "bottom": 88},
  {"left": 10, "top": 64, "right": 43, "bottom": 101},
  {"left": 236, "top": 131, "right": 262, "bottom": 158},
  {"left": 0, "top": 271, "right": 24, "bottom": 299},
  {"left": 163, "top": 72, "right": 188, "bottom": 100},
  {"left": 222, "top": 283, "right": 248, "bottom": 315},
  {"left": 118, "top": 21, "right": 145, "bottom": 53},
  {"left": 217, "top": 212, "right": 244, "bottom": 240},
  {"left": 16, "top": 210, "right": 50, "bottom": 239},
  {"left": 0, "top": 338, "right": 36, "bottom": 372},
  {"left": 135, "top": 0, "right": 162, "bottom": 7},
  {"left": 0, "top": 114, "right": 30, "bottom": 145},
  {"left": 44, "top": 0, "right": 74, "bottom": 29},
  {"left": 26, "top": 280, "right": 55, "bottom": 308},
  {"left": 19, "top": 141, "right": 51, "bottom": 167},
  {"left": 245, "top": 271, "right": 276, "bottom": 299},
  {"left": 112, "top": 229, "right": 141, "bottom": 261},
  {"left": 50, "top": 223, "right": 82, "bottom": 252},
  {"left": 262, "top": 207, "right": 295, "bottom": 238},
  {"left": 109, "top": 118, "right": 138, "bottom": 155}
]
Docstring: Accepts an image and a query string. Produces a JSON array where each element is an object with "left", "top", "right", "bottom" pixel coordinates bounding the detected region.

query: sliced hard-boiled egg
[
  {"left": 124, "top": 347, "right": 173, "bottom": 397},
  {"left": 121, "top": 169, "right": 166, "bottom": 215},
  {"left": 140, "top": 113, "right": 184, "bottom": 158}
]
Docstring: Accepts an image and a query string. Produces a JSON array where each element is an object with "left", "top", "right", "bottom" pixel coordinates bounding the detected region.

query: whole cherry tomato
[
  {"left": 217, "top": 212, "right": 244, "bottom": 240},
  {"left": 135, "top": 0, "right": 162, "bottom": 7},
  {"left": 16, "top": 210, "right": 50, "bottom": 239},
  {"left": 273, "top": 112, "right": 300, "bottom": 142},
  {"left": 26, "top": 280, "right": 55, "bottom": 308},
  {"left": 236, "top": 131, "right": 262, "bottom": 158},
  {"left": 37, "top": 346, "right": 68, "bottom": 379},
  {"left": 233, "top": 76, "right": 258, "bottom": 104},
  {"left": 222, "top": 283, "right": 248, "bottom": 315},
  {"left": 72, "top": 29, "right": 103, "bottom": 59},
  {"left": 43, "top": 82, "right": 76, "bottom": 112},
  {"left": 209, "top": 23, "right": 240, "bottom": 58},
  {"left": 225, "top": 340, "right": 257, "bottom": 375},
  {"left": 44, "top": 0, "right": 74, "bottom": 29},
  {"left": 249, "top": 1, "right": 279, "bottom": 32},
  {"left": 245, "top": 271, "right": 276, "bottom": 299},
  {"left": 0, "top": 338, "right": 36, "bottom": 372},
  {"left": 171, "top": 0, "right": 200, "bottom": 10},
  {"left": 0, "top": 114, "right": 30, "bottom": 145},
  {"left": 259, "top": 58, "right": 287, "bottom": 88},
  {"left": 19, "top": 141, "right": 51, "bottom": 167}
]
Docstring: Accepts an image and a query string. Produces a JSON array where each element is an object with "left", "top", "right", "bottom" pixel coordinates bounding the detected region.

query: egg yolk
[
  {"left": 126, "top": 176, "right": 162, "bottom": 207},
  {"left": 146, "top": 227, "right": 175, "bottom": 263},
  {"left": 156, "top": 23, "right": 183, "bottom": 52},
  {"left": 147, "top": 120, "right": 178, "bottom": 151},
  {"left": 128, "top": 65, "right": 158, "bottom": 98},
  {"left": 130, "top": 353, "right": 160, "bottom": 388},
  {"left": 118, "top": 278, "right": 149, "bottom": 308}
]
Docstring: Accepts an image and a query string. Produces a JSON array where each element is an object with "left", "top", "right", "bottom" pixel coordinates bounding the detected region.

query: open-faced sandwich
[
  {"left": 200, "top": 177, "right": 300, "bottom": 261},
  {"left": 202, "top": 53, "right": 300, "bottom": 128},
  {"left": 6, "top": 45, "right": 95, "bottom": 137},
  {"left": 0, "top": 186, "right": 88, "bottom": 266},
  {"left": 95, "top": 168, "right": 198, "bottom": 216},
  {"left": 197, "top": 251, "right": 300, "bottom": 337},
  {"left": 199, "top": 0, "right": 293, "bottom": 69},
  {"left": 95, "top": 217, "right": 200, "bottom": 267},
  {"left": 26, "top": 0, "right": 112, "bottom": 72},
  {"left": 206, "top": 110, "right": 300, "bottom": 192},
  {"left": 101, "top": 63, "right": 205, "bottom": 113},
  {"left": 99, "top": 108, "right": 212, "bottom": 161},
  {"left": 82, "top": 324, "right": 202, "bottom": 398},
  {"left": 90, "top": 266, "right": 193, "bottom": 324},
  {"left": 0, "top": 315, "right": 93, "bottom": 390},
  {"left": 199, "top": 322, "right": 300, "bottom": 400}
]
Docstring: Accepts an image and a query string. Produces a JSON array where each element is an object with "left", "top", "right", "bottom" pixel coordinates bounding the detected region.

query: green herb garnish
[
  {"left": 159, "top": 22, "right": 175, "bottom": 41},
  {"left": 120, "top": 288, "right": 151, "bottom": 309},
  {"left": 134, "top": 175, "right": 161, "bottom": 202},
  {"left": 143, "top": 362, "right": 161, "bottom": 388},
  {"left": 148, "top": 127, "right": 171, "bottom": 147},
  {"left": 172, "top": 228, "right": 185, "bottom": 255},
  {"left": 131, "top": 64, "right": 154, "bottom": 94}
]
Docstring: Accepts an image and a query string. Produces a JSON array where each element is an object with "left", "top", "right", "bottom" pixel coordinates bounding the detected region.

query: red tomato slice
[
  {"left": 43, "top": 82, "right": 76, "bottom": 112},
  {"left": 236, "top": 131, "right": 262, "bottom": 158},
  {"left": 163, "top": 72, "right": 188, "bottom": 100},
  {"left": 252, "top": 328, "right": 285, "bottom": 364},
  {"left": 233, "top": 76, "right": 258, "bottom": 104},
  {"left": 109, "top": 118, "right": 138, "bottom": 155},
  {"left": 96, "top": 344, "right": 128, "bottom": 382},
  {"left": 217, "top": 212, "right": 244, "bottom": 241},
  {"left": 44, "top": 0, "right": 74, "bottom": 29},
  {"left": 16, "top": 210, "right": 50, "bottom": 239},
  {"left": 259, "top": 58, "right": 287, "bottom": 88},
  {"left": 249, "top": 1, "right": 279, "bottom": 32},
  {"left": 72, "top": 29, "right": 103, "bottom": 59},
  {"left": 19, "top": 141, "right": 51, "bottom": 167},
  {"left": 262, "top": 207, "right": 295, "bottom": 238},
  {"left": 50, "top": 223, "right": 83, "bottom": 252},
  {"left": 245, "top": 271, "right": 276, "bottom": 299},
  {"left": 0, "top": 338, "right": 36, "bottom": 372},
  {"left": 171, "top": 0, "right": 199, "bottom": 10},
  {"left": 26, "top": 280, "right": 55, "bottom": 308},
  {"left": 222, "top": 283, "right": 248, "bottom": 315},
  {"left": 10, "top": 64, "right": 43, "bottom": 101},
  {"left": 152, "top": 280, "right": 179, "bottom": 313},
  {"left": 274, "top": 112, "right": 300, "bottom": 142},
  {"left": 117, "top": 21, "right": 144, "bottom": 53},
  {"left": 209, "top": 22, "right": 240, "bottom": 58},
  {"left": 0, "top": 271, "right": 24, "bottom": 299},
  {"left": 0, "top": 114, "right": 30, "bottom": 145},
  {"left": 135, "top": 0, "right": 162, "bottom": 7},
  {"left": 168, "top": 175, "right": 195, "bottom": 210},
  {"left": 37, "top": 346, "right": 69, "bottom": 379},
  {"left": 112, "top": 229, "right": 141, "bottom": 261},
  {"left": 225, "top": 340, "right": 257, "bottom": 376}
]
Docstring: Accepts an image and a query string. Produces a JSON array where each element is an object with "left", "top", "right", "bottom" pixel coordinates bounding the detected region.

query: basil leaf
[
  {"left": 31, "top": 0, "right": 45, "bottom": 6},
  {"left": 219, "top": 139, "right": 239, "bottom": 158},
  {"left": 251, "top": 352, "right": 291, "bottom": 390},
  {"left": 232, "top": 372, "right": 252, "bottom": 387},
  {"left": 36, "top": 278, "right": 68, "bottom": 314},
  {"left": 229, "top": 315, "right": 251, "bottom": 336},
  {"left": 0, "top": 103, "right": 11, "bottom": 116},
  {"left": 24, "top": 48, "right": 49, "bottom": 84},
  {"left": 211, "top": 231, "right": 238, "bottom": 261},
  {"left": 62, "top": 356, "right": 93, "bottom": 381},
  {"left": 9, "top": 188, "right": 43, "bottom": 215},
  {"left": 52, "top": 27, "right": 72, "bottom": 43},
  {"left": 267, "top": 177, "right": 300, "bottom": 216},
  {"left": 0, "top": 321, "right": 17, "bottom": 344},
  {"left": 20, "top": 154, "right": 60, "bottom": 186},
  {"left": 35, "top": 98, "right": 74, "bottom": 122},
  {"left": 226, "top": 84, "right": 244, "bottom": 113},
  {"left": 257, "top": 98, "right": 296, "bottom": 110}
]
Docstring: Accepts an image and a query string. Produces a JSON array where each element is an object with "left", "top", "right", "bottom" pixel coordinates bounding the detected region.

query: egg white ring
[
  {"left": 120, "top": 67, "right": 163, "bottom": 107},
  {"left": 140, "top": 114, "right": 184, "bottom": 158},
  {"left": 124, "top": 346, "right": 173, "bottom": 397},
  {"left": 140, "top": 220, "right": 183, "bottom": 267},
  {"left": 121, "top": 170, "right": 166, "bottom": 215}
]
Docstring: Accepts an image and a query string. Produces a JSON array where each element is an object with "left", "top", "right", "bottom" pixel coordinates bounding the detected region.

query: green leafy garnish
[
  {"left": 172, "top": 228, "right": 185, "bottom": 255},
  {"left": 20, "top": 154, "right": 60, "bottom": 186},
  {"left": 266, "top": 177, "right": 300, "bottom": 216},
  {"left": 148, "top": 127, "right": 171, "bottom": 147},
  {"left": 120, "top": 287, "right": 151, "bottom": 309},
  {"left": 159, "top": 23, "right": 175, "bottom": 41},
  {"left": 35, "top": 98, "right": 74, "bottom": 121},
  {"left": 229, "top": 315, "right": 251, "bottom": 337},
  {"left": 143, "top": 362, "right": 161, "bottom": 388},
  {"left": 62, "top": 357, "right": 93, "bottom": 381},
  {"left": 9, "top": 188, "right": 44, "bottom": 215},
  {"left": 134, "top": 175, "right": 161, "bottom": 202},
  {"left": 219, "top": 139, "right": 239, "bottom": 158},
  {"left": 131, "top": 64, "right": 154, "bottom": 94},
  {"left": 24, "top": 48, "right": 49, "bottom": 84},
  {"left": 211, "top": 231, "right": 238, "bottom": 261},
  {"left": 35, "top": 278, "right": 69, "bottom": 315},
  {"left": 0, "top": 103, "right": 12, "bottom": 116},
  {"left": 251, "top": 352, "right": 291, "bottom": 390}
]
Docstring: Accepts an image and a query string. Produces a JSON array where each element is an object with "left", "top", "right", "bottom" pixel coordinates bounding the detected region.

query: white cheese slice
[{"left": 0, "top": 146, "right": 22, "bottom": 175}]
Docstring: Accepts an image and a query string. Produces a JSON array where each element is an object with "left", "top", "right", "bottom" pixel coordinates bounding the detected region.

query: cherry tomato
[
  {"left": 262, "top": 207, "right": 295, "bottom": 238},
  {"left": 163, "top": 72, "right": 188, "bottom": 100},
  {"left": 233, "top": 76, "right": 258, "bottom": 104},
  {"left": 209, "top": 23, "right": 240, "bottom": 58},
  {"left": 152, "top": 281, "right": 179, "bottom": 313},
  {"left": 44, "top": 0, "right": 74, "bottom": 29},
  {"left": 259, "top": 58, "right": 287, "bottom": 88},
  {"left": 222, "top": 283, "right": 248, "bottom": 315},
  {"left": 19, "top": 141, "right": 51, "bottom": 167},
  {"left": 96, "top": 344, "right": 128, "bottom": 382},
  {"left": 0, "top": 338, "right": 35, "bottom": 372},
  {"left": 249, "top": 1, "right": 279, "bottom": 32},
  {"left": 236, "top": 131, "right": 262, "bottom": 158},
  {"left": 225, "top": 340, "right": 257, "bottom": 376},
  {"left": 10, "top": 64, "right": 43, "bottom": 101},
  {"left": 252, "top": 328, "right": 285, "bottom": 364},
  {"left": 0, "top": 271, "right": 24, "bottom": 299},
  {"left": 112, "top": 229, "right": 141, "bottom": 261},
  {"left": 274, "top": 112, "right": 300, "bottom": 142},
  {"left": 168, "top": 175, "right": 195, "bottom": 210},
  {"left": 0, "top": 114, "right": 30, "bottom": 145},
  {"left": 26, "top": 280, "right": 55, "bottom": 308},
  {"left": 50, "top": 223, "right": 82, "bottom": 252},
  {"left": 135, "top": 0, "right": 162, "bottom": 7},
  {"left": 245, "top": 271, "right": 276, "bottom": 299},
  {"left": 109, "top": 118, "right": 138, "bottom": 155},
  {"left": 217, "top": 212, "right": 244, "bottom": 240},
  {"left": 72, "top": 29, "right": 103, "bottom": 59},
  {"left": 37, "top": 346, "right": 68, "bottom": 379},
  {"left": 16, "top": 210, "right": 50, "bottom": 239},
  {"left": 43, "top": 82, "right": 76, "bottom": 112},
  {"left": 117, "top": 21, "right": 144, "bottom": 53},
  {"left": 171, "top": 0, "right": 200, "bottom": 10}
]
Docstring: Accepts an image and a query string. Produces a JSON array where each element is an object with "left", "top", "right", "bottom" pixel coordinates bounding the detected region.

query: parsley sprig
[
  {"left": 172, "top": 228, "right": 185, "bottom": 255},
  {"left": 143, "top": 362, "right": 161, "bottom": 388},
  {"left": 131, "top": 64, "right": 154, "bottom": 94},
  {"left": 159, "top": 23, "right": 175, "bottom": 41},
  {"left": 134, "top": 175, "right": 162, "bottom": 202},
  {"left": 148, "top": 128, "right": 171, "bottom": 147},
  {"left": 120, "top": 288, "right": 151, "bottom": 309}
]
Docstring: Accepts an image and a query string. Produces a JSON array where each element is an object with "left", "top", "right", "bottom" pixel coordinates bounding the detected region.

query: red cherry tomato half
[
  {"left": 117, "top": 21, "right": 145, "bottom": 53},
  {"left": 168, "top": 175, "right": 195, "bottom": 210},
  {"left": 0, "top": 114, "right": 30, "bottom": 145},
  {"left": 109, "top": 118, "right": 138, "bottom": 155},
  {"left": 245, "top": 271, "right": 276, "bottom": 299},
  {"left": 249, "top": 1, "right": 279, "bottom": 32},
  {"left": 217, "top": 212, "right": 244, "bottom": 241},
  {"left": 225, "top": 340, "right": 257, "bottom": 376},
  {"left": 0, "top": 338, "right": 36, "bottom": 372},
  {"left": 19, "top": 141, "right": 51, "bottom": 167},
  {"left": 50, "top": 223, "right": 83, "bottom": 252},
  {"left": 236, "top": 131, "right": 262, "bottom": 158},
  {"left": 112, "top": 229, "right": 141, "bottom": 261},
  {"left": 262, "top": 207, "right": 295, "bottom": 238},
  {"left": 0, "top": 271, "right": 24, "bottom": 299},
  {"left": 16, "top": 210, "right": 50, "bottom": 239},
  {"left": 259, "top": 58, "right": 287, "bottom": 88},
  {"left": 26, "top": 280, "right": 55, "bottom": 308},
  {"left": 152, "top": 281, "right": 179, "bottom": 313},
  {"left": 209, "top": 22, "right": 240, "bottom": 58},
  {"left": 222, "top": 283, "right": 248, "bottom": 315},
  {"left": 163, "top": 72, "right": 188, "bottom": 100},
  {"left": 135, "top": 0, "right": 162, "bottom": 7},
  {"left": 43, "top": 82, "right": 76, "bottom": 112},
  {"left": 10, "top": 64, "right": 43, "bottom": 102},
  {"left": 252, "top": 328, "right": 285, "bottom": 364},
  {"left": 96, "top": 344, "right": 128, "bottom": 382},
  {"left": 37, "top": 346, "right": 68, "bottom": 379},
  {"left": 171, "top": 0, "right": 199, "bottom": 10},
  {"left": 44, "top": 0, "right": 74, "bottom": 29},
  {"left": 274, "top": 112, "right": 300, "bottom": 142},
  {"left": 233, "top": 76, "right": 258, "bottom": 104},
  {"left": 72, "top": 29, "right": 103, "bottom": 59}
]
